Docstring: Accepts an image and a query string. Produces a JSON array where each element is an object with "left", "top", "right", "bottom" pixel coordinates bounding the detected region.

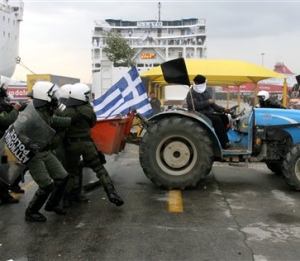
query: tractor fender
[{"left": 148, "top": 109, "right": 223, "bottom": 158}]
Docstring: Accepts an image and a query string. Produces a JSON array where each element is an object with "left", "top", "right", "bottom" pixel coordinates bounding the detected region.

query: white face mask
[{"left": 193, "top": 82, "right": 206, "bottom": 93}]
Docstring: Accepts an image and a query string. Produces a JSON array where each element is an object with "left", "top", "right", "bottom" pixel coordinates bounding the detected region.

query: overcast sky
[{"left": 13, "top": 0, "right": 300, "bottom": 83}]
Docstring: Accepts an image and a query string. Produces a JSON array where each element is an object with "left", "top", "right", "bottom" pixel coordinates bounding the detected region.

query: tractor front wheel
[{"left": 139, "top": 116, "right": 214, "bottom": 189}]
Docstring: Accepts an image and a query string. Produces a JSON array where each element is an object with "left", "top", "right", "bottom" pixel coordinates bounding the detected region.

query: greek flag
[{"left": 93, "top": 67, "right": 153, "bottom": 118}]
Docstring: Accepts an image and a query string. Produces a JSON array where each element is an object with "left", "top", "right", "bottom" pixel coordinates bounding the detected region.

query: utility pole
[
  {"left": 158, "top": 2, "right": 161, "bottom": 21},
  {"left": 157, "top": 2, "right": 162, "bottom": 38}
]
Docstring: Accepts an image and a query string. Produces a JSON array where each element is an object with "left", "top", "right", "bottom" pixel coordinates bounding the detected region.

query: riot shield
[{"left": 0, "top": 102, "right": 56, "bottom": 185}]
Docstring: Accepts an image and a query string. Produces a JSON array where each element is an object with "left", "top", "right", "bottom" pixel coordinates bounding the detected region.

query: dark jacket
[
  {"left": 259, "top": 99, "right": 286, "bottom": 109},
  {"left": 150, "top": 97, "right": 161, "bottom": 114},
  {"left": 62, "top": 102, "right": 96, "bottom": 138},
  {"left": 36, "top": 106, "right": 71, "bottom": 129},
  {"left": 0, "top": 99, "right": 18, "bottom": 138},
  {"left": 186, "top": 88, "right": 225, "bottom": 113}
]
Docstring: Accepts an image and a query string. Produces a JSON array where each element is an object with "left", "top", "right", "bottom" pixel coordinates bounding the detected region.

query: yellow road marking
[
  {"left": 21, "top": 180, "right": 36, "bottom": 190},
  {"left": 168, "top": 190, "right": 183, "bottom": 212}
]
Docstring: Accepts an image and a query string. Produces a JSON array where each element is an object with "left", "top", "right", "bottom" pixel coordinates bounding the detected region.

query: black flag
[{"left": 160, "top": 58, "right": 190, "bottom": 86}]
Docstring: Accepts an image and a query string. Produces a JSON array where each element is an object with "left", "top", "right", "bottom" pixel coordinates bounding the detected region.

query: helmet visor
[{"left": 48, "top": 84, "right": 63, "bottom": 101}]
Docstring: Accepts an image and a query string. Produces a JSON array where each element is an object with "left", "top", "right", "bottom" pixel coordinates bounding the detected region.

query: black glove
[
  {"left": 71, "top": 114, "right": 83, "bottom": 125},
  {"left": 18, "top": 102, "right": 28, "bottom": 111}
]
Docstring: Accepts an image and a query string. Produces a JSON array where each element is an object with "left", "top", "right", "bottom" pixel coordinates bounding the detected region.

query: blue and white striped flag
[{"left": 93, "top": 67, "right": 153, "bottom": 118}]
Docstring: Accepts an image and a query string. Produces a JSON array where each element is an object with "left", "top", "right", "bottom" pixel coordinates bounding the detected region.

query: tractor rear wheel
[
  {"left": 139, "top": 116, "right": 214, "bottom": 189},
  {"left": 265, "top": 162, "right": 283, "bottom": 175},
  {"left": 282, "top": 144, "right": 300, "bottom": 190}
]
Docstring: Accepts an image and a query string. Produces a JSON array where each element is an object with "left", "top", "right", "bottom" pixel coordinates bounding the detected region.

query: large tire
[
  {"left": 139, "top": 116, "right": 214, "bottom": 189},
  {"left": 282, "top": 144, "right": 300, "bottom": 190},
  {"left": 265, "top": 162, "right": 283, "bottom": 175}
]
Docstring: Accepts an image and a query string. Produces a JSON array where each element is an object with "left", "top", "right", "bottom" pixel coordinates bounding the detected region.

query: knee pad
[
  {"left": 96, "top": 164, "right": 108, "bottom": 177},
  {"left": 40, "top": 182, "right": 54, "bottom": 195},
  {"left": 54, "top": 175, "right": 69, "bottom": 188}
]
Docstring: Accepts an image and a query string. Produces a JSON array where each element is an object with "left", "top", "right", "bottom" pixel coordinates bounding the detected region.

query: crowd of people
[{"left": 0, "top": 81, "right": 124, "bottom": 222}]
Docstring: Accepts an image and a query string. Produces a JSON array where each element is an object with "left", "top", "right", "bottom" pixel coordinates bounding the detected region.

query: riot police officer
[
  {"left": 62, "top": 83, "right": 124, "bottom": 207},
  {"left": 50, "top": 83, "right": 74, "bottom": 161},
  {"left": 24, "top": 81, "right": 78, "bottom": 222},
  {"left": 52, "top": 83, "right": 90, "bottom": 205},
  {"left": 0, "top": 84, "right": 21, "bottom": 205},
  {"left": 59, "top": 84, "right": 73, "bottom": 105}
]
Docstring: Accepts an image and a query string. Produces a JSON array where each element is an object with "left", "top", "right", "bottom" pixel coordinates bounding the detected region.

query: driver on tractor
[{"left": 186, "top": 74, "right": 233, "bottom": 150}]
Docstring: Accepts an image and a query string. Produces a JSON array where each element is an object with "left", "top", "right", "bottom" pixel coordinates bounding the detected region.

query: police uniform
[
  {"left": 62, "top": 83, "right": 124, "bottom": 207},
  {"left": 0, "top": 99, "right": 20, "bottom": 205},
  {"left": 51, "top": 86, "right": 89, "bottom": 205},
  {"left": 53, "top": 94, "right": 106, "bottom": 206},
  {"left": 24, "top": 81, "right": 72, "bottom": 222}
]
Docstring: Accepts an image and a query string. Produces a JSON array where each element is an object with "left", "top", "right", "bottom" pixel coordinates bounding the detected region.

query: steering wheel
[{"left": 228, "top": 105, "right": 239, "bottom": 118}]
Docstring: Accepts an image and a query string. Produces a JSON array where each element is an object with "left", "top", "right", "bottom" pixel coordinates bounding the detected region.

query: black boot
[
  {"left": 25, "top": 185, "right": 52, "bottom": 222},
  {"left": 63, "top": 193, "right": 73, "bottom": 208},
  {"left": 10, "top": 184, "right": 25, "bottom": 194},
  {"left": 44, "top": 177, "right": 68, "bottom": 215},
  {"left": 1, "top": 194, "right": 19, "bottom": 205},
  {"left": 0, "top": 181, "right": 19, "bottom": 204},
  {"left": 44, "top": 204, "right": 67, "bottom": 215},
  {"left": 25, "top": 208, "right": 47, "bottom": 222},
  {"left": 72, "top": 193, "right": 89, "bottom": 203},
  {"left": 10, "top": 173, "right": 25, "bottom": 193},
  {"left": 62, "top": 192, "right": 89, "bottom": 208},
  {"left": 68, "top": 169, "right": 89, "bottom": 203},
  {"left": 104, "top": 185, "right": 124, "bottom": 207}
]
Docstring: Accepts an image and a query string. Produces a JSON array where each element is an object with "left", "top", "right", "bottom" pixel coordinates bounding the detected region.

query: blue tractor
[
  {"left": 139, "top": 59, "right": 299, "bottom": 190},
  {"left": 139, "top": 106, "right": 300, "bottom": 190}
]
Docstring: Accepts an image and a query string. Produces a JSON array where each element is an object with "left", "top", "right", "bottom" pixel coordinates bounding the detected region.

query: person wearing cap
[{"left": 186, "top": 74, "right": 233, "bottom": 150}]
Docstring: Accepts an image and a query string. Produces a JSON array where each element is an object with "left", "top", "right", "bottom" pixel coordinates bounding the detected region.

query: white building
[
  {"left": 91, "top": 18, "right": 207, "bottom": 99},
  {"left": 0, "top": 0, "right": 23, "bottom": 78}
]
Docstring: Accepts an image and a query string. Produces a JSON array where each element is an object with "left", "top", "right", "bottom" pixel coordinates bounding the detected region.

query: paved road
[{"left": 1, "top": 144, "right": 300, "bottom": 261}]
